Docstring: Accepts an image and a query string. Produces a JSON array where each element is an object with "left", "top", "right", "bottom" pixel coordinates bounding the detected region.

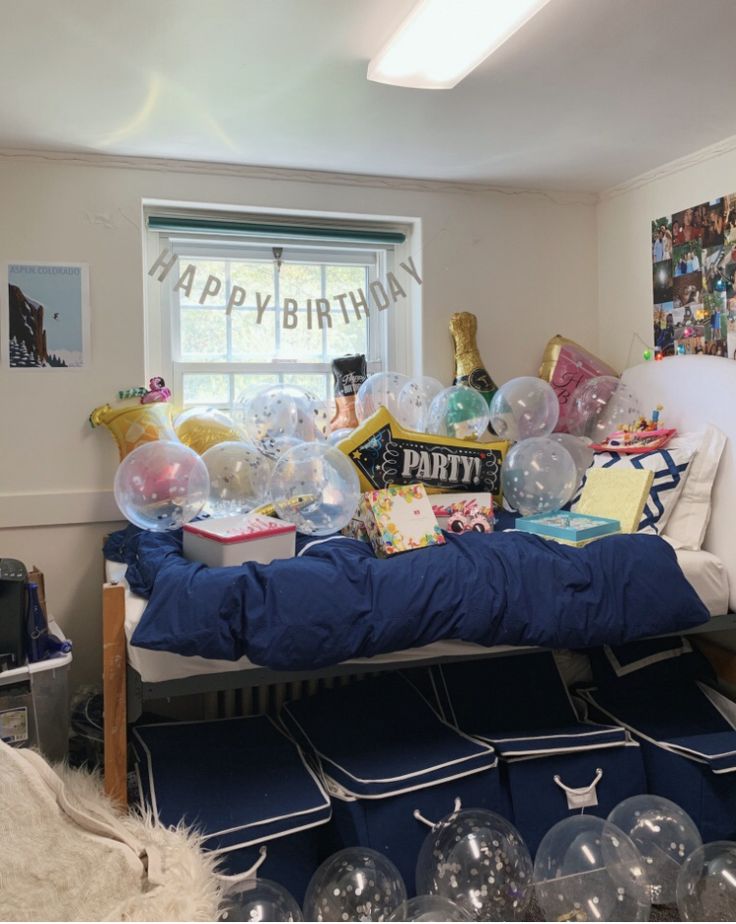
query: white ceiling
[{"left": 3, "top": 0, "right": 736, "bottom": 192}]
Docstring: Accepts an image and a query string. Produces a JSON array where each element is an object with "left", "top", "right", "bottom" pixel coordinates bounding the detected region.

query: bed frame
[{"left": 102, "top": 356, "right": 736, "bottom": 806}]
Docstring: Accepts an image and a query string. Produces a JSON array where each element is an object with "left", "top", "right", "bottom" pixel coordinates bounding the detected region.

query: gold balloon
[
  {"left": 174, "top": 407, "right": 244, "bottom": 455},
  {"left": 89, "top": 401, "right": 177, "bottom": 460}
]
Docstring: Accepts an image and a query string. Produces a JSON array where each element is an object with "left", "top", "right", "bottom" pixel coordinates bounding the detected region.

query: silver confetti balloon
[{"left": 303, "top": 848, "right": 407, "bottom": 922}]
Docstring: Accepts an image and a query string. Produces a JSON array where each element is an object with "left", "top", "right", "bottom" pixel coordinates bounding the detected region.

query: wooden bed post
[{"left": 103, "top": 583, "right": 128, "bottom": 808}]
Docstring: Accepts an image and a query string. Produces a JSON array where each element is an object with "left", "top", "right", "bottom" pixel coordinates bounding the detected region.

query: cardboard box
[
  {"left": 359, "top": 484, "right": 445, "bottom": 558},
  {"left": 183, "top": 514, "right": 296, "bottom": 568}
]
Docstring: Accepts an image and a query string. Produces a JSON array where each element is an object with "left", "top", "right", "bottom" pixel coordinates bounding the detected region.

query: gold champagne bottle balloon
[{"left": 449, "top": 312, "right": 498, "bottom": 405}]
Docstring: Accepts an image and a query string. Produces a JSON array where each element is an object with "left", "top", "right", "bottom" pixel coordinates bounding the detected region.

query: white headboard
[{"left": 623, "top": 356, "right": 736, "bottom": 612}]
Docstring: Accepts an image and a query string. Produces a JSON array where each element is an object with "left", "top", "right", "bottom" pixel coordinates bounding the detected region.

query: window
[{"left": 145, "top": 214, "right": 418, "bottom": 411}]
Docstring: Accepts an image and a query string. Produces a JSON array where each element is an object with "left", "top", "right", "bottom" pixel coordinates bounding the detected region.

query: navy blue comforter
[{"left": 104, "top": 526, "right": 709, "bottom": 670}]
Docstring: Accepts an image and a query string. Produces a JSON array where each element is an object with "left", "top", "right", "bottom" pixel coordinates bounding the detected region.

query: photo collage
[{"left": 651, "top": 193, "right": 736, "bottom": 359}]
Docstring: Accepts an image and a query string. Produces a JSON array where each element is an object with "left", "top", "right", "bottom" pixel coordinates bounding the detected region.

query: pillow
[
  {"left": 662, "top": 424, "right": 727, "bottom": 550},
  {"left": 572, "top": 445, "right": 695, "bottom": 534}
]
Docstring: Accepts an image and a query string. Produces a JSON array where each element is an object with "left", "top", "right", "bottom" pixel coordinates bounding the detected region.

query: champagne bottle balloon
[{"left": 449, "top": 312, "right": 498, "bottom": 404}]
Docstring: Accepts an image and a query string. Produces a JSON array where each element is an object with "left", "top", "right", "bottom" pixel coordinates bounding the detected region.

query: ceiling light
[{"left": 367, "top": 0, "right": 552, "bottom": 89}]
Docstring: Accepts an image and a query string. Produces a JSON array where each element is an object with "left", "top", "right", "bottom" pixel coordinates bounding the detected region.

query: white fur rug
[{"left": 0, "top": 740, "right": 222, "bottom": 921}]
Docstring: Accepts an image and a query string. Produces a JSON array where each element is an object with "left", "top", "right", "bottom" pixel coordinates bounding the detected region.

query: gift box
[
  {"left": 516, "top": 511, "right": 620, "bottom": 547},
  {"left": 182, "top": 513, "right": 296, "bottom": 567},
  {"left": 430, "top": 493, "right": 494, "bottom": 533},
  {"left": 359, "top": 484, "right": 445, "bottom": 557}
]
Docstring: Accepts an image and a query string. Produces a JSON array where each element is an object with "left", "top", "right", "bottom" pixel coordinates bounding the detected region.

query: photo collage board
[{"left": 651, "top": 195, "right": 736, "bottom": 359}]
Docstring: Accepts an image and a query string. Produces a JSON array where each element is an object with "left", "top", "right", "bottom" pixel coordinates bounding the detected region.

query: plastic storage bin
[
  {"left": 579, "top": 637, "right": 736, "bottom": 841},
  {"left": 426, "top": 652, "right": 647, "bottom": 854},
  {"left": 133, "top": 714, "right": 332, "bottom": 903},
  {"left": 280, "top": 672, "right": 508, "bottom": 895},
  {"left": 0, "top": 621, "right": 72, "bottom": 762}
]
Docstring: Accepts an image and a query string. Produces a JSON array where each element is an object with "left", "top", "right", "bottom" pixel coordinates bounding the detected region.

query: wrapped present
[
  {"left": 359, "top": 484, "right": 445, "bottom": 558},
  {"left": 341, "top": 515, "right": 371, "bottom": 543},
  {"left": 430, "top": 493, "right": 494, "bottom": 533},
  {"left": 183, "top": 513, "right": 296, "bottom": 567}
]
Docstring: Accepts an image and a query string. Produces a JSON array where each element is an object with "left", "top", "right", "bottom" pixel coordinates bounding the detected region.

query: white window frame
[{"left": 145, "top": 224, "right": 418, "bottom": 410}]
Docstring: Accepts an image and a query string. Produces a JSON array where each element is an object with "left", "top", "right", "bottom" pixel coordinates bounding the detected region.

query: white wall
[
  {"left": 597, "top": 137, "right": 736, "bottom": 370},
  {"left": 0, "top": 151, "right": 598, "bottom": 688}
]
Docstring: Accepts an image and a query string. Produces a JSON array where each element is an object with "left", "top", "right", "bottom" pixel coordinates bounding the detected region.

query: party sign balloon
[
  {"left": 676, "top": 841, "right": 736, "bottom": 922},
  {"left": 501, "top": 437, "right": 578, "bottom": 516},
  {"left": 239, "top": 385, "right": 330, "bottom": 449},
  {"left": 201, "top": 441, "right": 271, "bottom": 515},
  {"left": 489, "top": 377, "right": 559, "bottom": 443},
  {"left": 356, "top": 372, "right": 410, "bottom": 422},
  {"left": 608, "top": 795, "right": 701, "bottom": 905},
  {"left": 175, "top": 407, "right": 244, "bottom": 455},
  {"left": 219, "top": 878, "right": 303, "bottom": 922},
  {"left": 416, "top": 808, "right": 534, "bottom": 922},
  {"left": 387, "top": 895, "right": 471, "bottom": 921},
  {"left": 534, "top": 815, "right": 651, "bottom": 922},
  {"left": 397, "top": 376, "right": 444, "bottom": 433},
  {"left": 568, "top": 376, "right": 641, "bottom": 443},
  {"left": 269, "top": 442, "right": 360, "bottom": 535},
  {"left": 114, "top": 441, "right": 210, "bottom": 531},
  {"left": 427, "top": 385, "right": 490, "bottom": 441},
  {"left": 303, "top": 847, "right": 407, "bottom": 922}
]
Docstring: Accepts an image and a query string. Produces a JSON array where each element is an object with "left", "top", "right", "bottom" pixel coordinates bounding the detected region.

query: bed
[{"left": 101, "top": 356, "right": 736, "bottom": 804}]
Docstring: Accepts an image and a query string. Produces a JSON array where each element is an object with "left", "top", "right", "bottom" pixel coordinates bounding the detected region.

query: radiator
[{"left": 212, "top": 673, "right": 370, "bottom": 719}]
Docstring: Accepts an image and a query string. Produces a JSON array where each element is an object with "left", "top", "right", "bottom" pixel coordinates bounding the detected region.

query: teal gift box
[{"left": 516, "top": 511, "right": 620, "bottom": 547}]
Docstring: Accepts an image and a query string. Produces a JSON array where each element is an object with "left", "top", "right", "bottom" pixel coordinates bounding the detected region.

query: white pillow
[
  {"left": 572, "top": 445, "right": 695, "bottom": 534},
  {"left": 662, "top": 424, "right": 726, "bottom": 551}
]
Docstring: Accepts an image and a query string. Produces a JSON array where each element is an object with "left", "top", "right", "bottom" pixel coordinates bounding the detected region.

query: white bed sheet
[{"left": 106, "top": 549, "right": 730, "bottom": 685}]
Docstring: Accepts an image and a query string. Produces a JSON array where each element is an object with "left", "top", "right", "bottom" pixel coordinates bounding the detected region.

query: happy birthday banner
[{"left": 148, "top": 249, "right": 422, "bottom": 329}]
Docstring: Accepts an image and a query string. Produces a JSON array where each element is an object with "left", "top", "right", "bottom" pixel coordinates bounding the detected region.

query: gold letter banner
[{"left": 338, "top": 408, "right": 508, "bottom": 502}]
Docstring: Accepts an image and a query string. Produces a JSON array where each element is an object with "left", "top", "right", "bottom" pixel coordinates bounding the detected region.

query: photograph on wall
[
  {"left": 651, "top": 194, "right": 736, "bottom": 359},
  {"left": 5, "top": 262, "right": 89, "bottom": 368}
]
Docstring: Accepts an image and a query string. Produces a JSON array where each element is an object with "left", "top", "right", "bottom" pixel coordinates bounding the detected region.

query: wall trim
[
  {"left": 600, "top": 133, "right": 736, "bottom": 201},
  {"left": 0, "top": 490, "right": 123, "bottom": 529},
  {"left": 0, "top": 146, "right": 597, "bottom": 205}
]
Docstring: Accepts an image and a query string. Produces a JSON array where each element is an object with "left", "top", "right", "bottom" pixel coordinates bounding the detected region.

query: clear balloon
[
  {"left": 427, "top": 386, "right": 490, "bottom": 441},
  {"left": 269, "top": 442, "right": 361, "bottom": 536},
  {"left": 201, "top": 441, "right": 272, "bottom": 516},
  {"left": 533, "top": 814, "right": 651, "bottom": 922},
  {"left": 174, "top": 407, "right": 244, "bottom": 455},
  {"left": 303, "top": 847, "right": 407, "bottom": 922},
  {"left": 238, "top": 385, "right": 330, "bottom": 449},
  {"left": 549, "top": 433, "right": 595, "bottom": 489},
  {"left": 501, "top": 437, "right": 578, "bottom": 516},
  {"left": 676, "top": 841, "right": 736, "bottom": 922},
  {"left": 113, "top": 441, "right": 210, "bottom": 531},
  {"left": 397, "top": 376, "right": 445, "bottom": 432},
  {"left": 415, "top": 808, "right": 533, "bottom": 922},
  {"left": 568, "top": 376, "right": 642, "bottom": 443},
  {"left": 387, "top": 895, "right": 472, "bottom": 921},
  {"left": 327, "top": 428, "right": 354, "bottom": 446},
  {"left": 489, "top": 377, "right": 559, "bottom": 443},
  {"left": 355, "top": 372, "right": 410, "bottom": 421},
  {"left": 219, "top": 877, "right": 303, "bottom": 922},
  {"left": 608, "top": 795, "right": 702, "bottom": 905}
]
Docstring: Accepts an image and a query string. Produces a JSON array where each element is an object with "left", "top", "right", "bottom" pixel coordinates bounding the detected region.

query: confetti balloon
[
  {"left": 608, "top": 795, "right": 701, "bottom": 905},
  {"left": 676, "top": 841, "right": 736, "bottom": 922},
  {"left": 239, "top": 385, "right": 330, "bottom": 449},
  {"left": 568, "top": 376, "right": 641, "bottom": 443},
  {"left": 303, "top": 848, "right": 407, "bottom": 922},
  {"left": 327, "top": 428, "right": 354, "bottom": 446},
  {"left": 549, "top": 433, "right": 594, "bottom": 489},
  {"left": 387, "top": 895, "right": 472, "bottom": 921},
  {"left": 415, "top": 808, "right": 533, "bottom": 922},
  {"left": 397, "top": 376, "right": 444, "bottom": 432},
  {"left": 113, "top": 441, "right": 210, "bottom": 531},
  {"left": 489, "top": 377, "right": 559, "bottom": 443},
  {"left": 501, "top": 437, "right": 578, "bottom": 516},
  {"left": 427, "top": 386, "right": 490, "bottom": 441},
  {"left": 355, "top": 372, "right": 410, "bottom": 421},
  {"left": 201, "top": 441, "right": 272, "bottom": 515},
  {"left": 218, "top": 878, "right": 303, "bottom": 922},
  {"left": 174, "top": 407, "right": 244, "bottom": 455},
  {"left": 269, "top": 442, "right": 360, "bottom": 535},
  {"left": 533, "top": 815, "right": 651, "bottom": 923}
]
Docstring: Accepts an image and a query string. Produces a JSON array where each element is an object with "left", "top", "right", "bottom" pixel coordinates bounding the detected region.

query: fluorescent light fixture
[{"left": 367, "top": 0, "right": 552, "bottom": 89}]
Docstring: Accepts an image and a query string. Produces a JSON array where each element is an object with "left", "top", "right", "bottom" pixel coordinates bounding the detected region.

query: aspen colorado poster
[
  {"left": 651, "top": 195, "right": 736, "bottom": 360},
  {"left": 6, "top": 262, "right": 90, "bottom": 368}
]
